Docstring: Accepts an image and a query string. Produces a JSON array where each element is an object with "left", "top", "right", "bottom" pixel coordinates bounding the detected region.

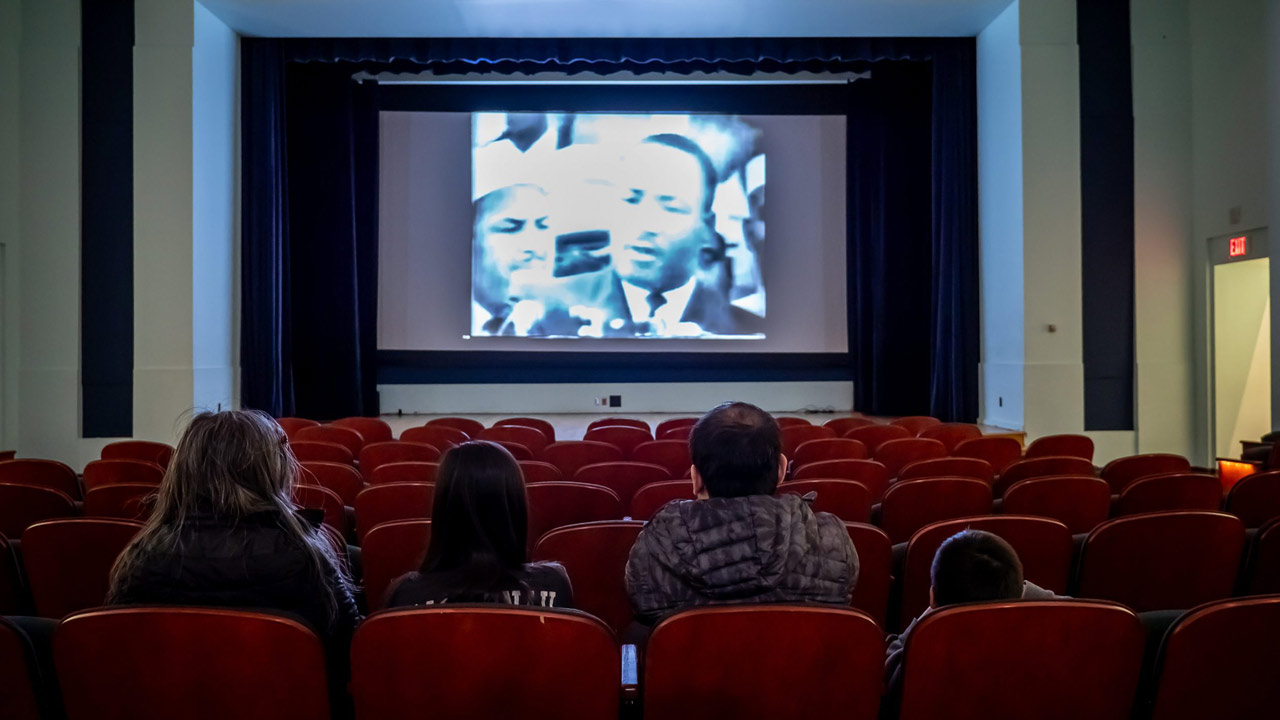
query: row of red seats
[{"left": 4, "top": 596, "right": 1276, "bottom": 720}]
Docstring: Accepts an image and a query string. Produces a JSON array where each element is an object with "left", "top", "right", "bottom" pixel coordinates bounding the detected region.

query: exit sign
[{"left": 1229, "top": 236, "right": 1248, "bottom": 257}]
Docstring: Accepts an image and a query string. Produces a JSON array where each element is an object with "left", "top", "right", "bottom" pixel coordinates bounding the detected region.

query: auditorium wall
[{"left": 0, "top": 0, "right": 18, "bottom": 453}]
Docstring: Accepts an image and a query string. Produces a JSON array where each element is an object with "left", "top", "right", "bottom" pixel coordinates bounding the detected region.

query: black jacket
[
  {"left": 625, "top": 493, "right": 859, "bottom": 625},
  {"left": 109, "top": 510, "right": 361, "bottom": 643}
]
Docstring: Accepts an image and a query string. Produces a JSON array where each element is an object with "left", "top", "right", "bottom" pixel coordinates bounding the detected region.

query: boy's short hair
[
  {"left": 689, "top": 402, "right": 782, "bottom": 498},
  {"left": 930, "top": 529, "right": 1024, "bottom": 607}
]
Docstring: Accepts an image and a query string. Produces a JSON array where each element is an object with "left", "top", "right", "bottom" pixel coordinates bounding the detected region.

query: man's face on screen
[
  {"left": 474, "top": 184, "right": 553, "bottom": 306},
  {"left": 611, "top": 141, "right": 709, "bottom": 292}
]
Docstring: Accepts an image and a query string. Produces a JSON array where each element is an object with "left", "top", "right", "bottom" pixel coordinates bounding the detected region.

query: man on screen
[{"left": 471, "top": 183, "right": 556, "bottom": 336}]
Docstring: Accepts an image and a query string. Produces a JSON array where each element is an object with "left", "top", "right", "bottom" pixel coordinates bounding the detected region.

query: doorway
[{"left": 1210, "top": 229, "right": 1271, "bottom": 459}]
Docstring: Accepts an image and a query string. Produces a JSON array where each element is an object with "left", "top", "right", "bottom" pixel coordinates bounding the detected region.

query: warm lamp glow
[{"left": 1217, "top": 459, "right": 1259, "bottom": 494}]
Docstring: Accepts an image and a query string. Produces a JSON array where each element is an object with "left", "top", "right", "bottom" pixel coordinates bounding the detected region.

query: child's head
[{"left": 929, "top": 529, "right": 1024, "bottom": 608}]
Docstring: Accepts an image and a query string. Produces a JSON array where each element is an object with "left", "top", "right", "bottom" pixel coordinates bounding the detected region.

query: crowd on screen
[{"left": 81, "top": 402, "right": 1069, "bottom": 715}]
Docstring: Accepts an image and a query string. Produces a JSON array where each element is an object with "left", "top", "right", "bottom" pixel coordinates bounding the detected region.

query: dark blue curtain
[{"left": 240, "top": 37, "right": 978, "bottom": 421}]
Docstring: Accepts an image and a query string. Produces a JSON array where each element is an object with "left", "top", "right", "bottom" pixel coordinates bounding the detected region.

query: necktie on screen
[
  {"left": 482, "top": 305, "right": 511, "bottom": 335},
  {"left": 645, "top": 291, "right": 668, "bottom": 319}
]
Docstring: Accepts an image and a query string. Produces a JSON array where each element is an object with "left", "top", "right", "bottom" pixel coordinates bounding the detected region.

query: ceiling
[{"left": 198, "top": 0, "right": 1015, "bottom": 38}]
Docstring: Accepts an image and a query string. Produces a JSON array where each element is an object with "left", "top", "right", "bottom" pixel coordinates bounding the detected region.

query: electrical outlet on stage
[{"left": 609, "top": 395, "right": 622, "bottom": 407}]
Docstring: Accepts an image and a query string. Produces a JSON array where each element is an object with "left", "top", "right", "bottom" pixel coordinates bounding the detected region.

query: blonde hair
[{"left": 108, "top": 410, "right": 350, "bottom": 626}]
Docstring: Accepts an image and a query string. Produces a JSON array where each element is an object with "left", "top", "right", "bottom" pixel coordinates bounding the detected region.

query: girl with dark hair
[{"left": 385, "top": 441, "right": 573, "bottom": 608}]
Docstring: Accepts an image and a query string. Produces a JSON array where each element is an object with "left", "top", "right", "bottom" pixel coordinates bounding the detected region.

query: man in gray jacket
[{"left": 625, "top": 402, "right": 860, "bottom": 625}]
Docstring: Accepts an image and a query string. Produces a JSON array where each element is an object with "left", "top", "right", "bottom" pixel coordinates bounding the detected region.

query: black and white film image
[{"left": 470, "top": 113, "right": 766, "bottom": 338}]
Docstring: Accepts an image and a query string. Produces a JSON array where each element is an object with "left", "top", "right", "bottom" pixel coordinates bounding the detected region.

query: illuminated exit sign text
[{"left": 1229, "top": 236, "right": 1248, "bottom": 257}]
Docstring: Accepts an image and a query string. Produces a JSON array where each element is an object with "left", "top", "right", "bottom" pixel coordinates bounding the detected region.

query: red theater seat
[
  {"left": 531, "top": 520, "right": 645, "bottom": 635},
  {"left": 583, "top": 425, "right": 654, "bottom": 458},
  {"left": 1225, "top": 470, "right": 1280, "bottom": 527},
  {"left": 587, "top": 417, "right": 651, "bottom": 433},
  {"left": 291, "top": 484, "right": 348, "bottom": 538},
  {"left": 494, "top": 417, "right": 557, "bottom": 443},
  {"left": 518, "top": 461, "right": 563, "bottom": 484},
  {"left": 658, "top": 425, "right": 693, "bottom": 441},
  {"left": 878, "top": 478, "right": 994, "bottom": 545},
  {"left": 352, "top": 607, "right": 618, "bottom": 720},
  {"left": 823, "top": 417, "right": 877, "bottom": 435},
  {"left": 793, "top": 438, "right": 868, "bottom": 467},
  {"left": 526, "top": 482, "right": 624, "bottom": 545},
  {"left": 369, "top": 461, "right": 438, "bottom": 485},
  {"left": 84, "top": 484, "right": 156, "bottom": 522},
  {"left": 898, "top": 457, "right": 994, "bottom": 485},
  {"left": 874, "top": 438, "right": 947, "bottom": 479},
  {"left": 275, "top": 416, "right": 320, "bottom": 439},
  {"left": 478, "top": 425, "right": 550, "bottom": 454},
  {"left": 22, "top": 518, "right": 143, "bottom": 618},
  {"left": 399, "top": 424, "right": 469, "bottom": 449},
  {"left": 0, "top": 459, "right": 82, "bottom": 499},
  {"left": 953, "top": 436, "right": 1023, "bottom": 475},
  {"left": 1025, "top": 433, "right": 1095, "bottom": 461},
  {"left": 426, "top": 416, "right": 485, "bottom": 437},
  {"left": 793, "top": 459, "right": 890, "bottom": 501},
  {"left": 644, "top": 606, "right": 884, "bottom": 720},
  {"left": 55, "top": 607, "right": 330, "bottom": 720},
  {"left": 540, "top": 441, "right": 624, "bottom": 478},
  {"left": 630, "top": 440, "right": 692, "bottom": 478},
  {"left": 774, "top": 417, "right": 812, "bottom": 428},
  {"left": 889, "top": 416, "right": 941, "bottom": 436},
  {"left": 994, "top": 456, "right": 1097, "bottom": 497},
  {"left": 355, "top": 483, "right": 434, "bottom": 542},
  {"left": 0, "top": 536, "right": 25, "bottom": 615},
  {"left": 845, "top": 523, "right": 892, "bottom": 626},
  {"left": 897, "top": 601, "right": 1144, "bottom": 720},
  {"left": 629, "top": 480, "right": 695, "bottom": 521},
  {"left": 1113, "top": 473, "right": 1222, "bottom": 517},
  {"left": 294, "top": 425, "right": 364, "bottom": 457},
  {"left": 493, "top": 441, "right": 534, "bottom": 460},
  {"left": 1076, "top": 511, "right": 1245, "bottom": 612},
  {"left": 332, "top": 416, "right": 394, "bottom": 445},
  {"left": 1100, "top": 453, "right": 1191, "bottom": 494},
  {"left": 898, "top": 515, "right": 1074, "bottom": 630},
  {"left": 82, "top": 459, "right": 164, "bottom": 490},
  {"left": 780, "top": 425, "right": 836, "bottom": 458},
  {"left": 1241, "top": 517, "right": 1280, "bottom": 595},
  {"left": 358, "top": 442, "right": 441, "bottom": 480},
  {"left": 655, "top": 417, "right": 698, "bottom": 437},
  {"left": 362, "top": 519, "right": 432, "bottom": 610},
  {"left": 574, "top": 462, "right": 670, "bottom": 507},
  {"left": 1148, "top": 595, "right": 1280, "bottom": 720},
  {"left": 0, "top": 617, "right": 42, "bottom": 720},
  {"left": 777, "top": 479, "right": 872, "bottom": 523},
  {"left": 0, "top": 483, "right": 77, "bottom": 538},
  {"left": 101, "top": 440, "right": 174, "bottom": 468},
  {"left": 289, "top": 441, "right": 354, "bottom": 465},
  {"left": 1001, "top": 476, "right": 1112, "bottom": 534},
  {"left": 919, "top": 423, "right": 983, "bottom": 453},
  {"left": 299, "top": 461, "right": 364, "bottom": 505},
  {"left": 844, "top": 424, "right": 911, "bottom": 453}
]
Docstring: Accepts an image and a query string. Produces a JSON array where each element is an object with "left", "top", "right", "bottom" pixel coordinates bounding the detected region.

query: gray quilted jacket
[{"left": 625, "top": 493, "right": 859, "bottom": 625}]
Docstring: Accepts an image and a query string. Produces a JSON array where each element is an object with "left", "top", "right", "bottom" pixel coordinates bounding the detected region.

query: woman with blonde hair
[{"left": 108, "top": 409, "right": 359, "bottom": 642}]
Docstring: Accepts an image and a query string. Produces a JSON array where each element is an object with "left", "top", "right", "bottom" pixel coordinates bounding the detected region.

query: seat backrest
[
  {"left": 22, "top": 518, "right": 143, "bottom": 618},
  {"left": 587, "top": 417, "right": 651, "bottom": 433},
  {"left": 582, "top": 426, "right": 654, "bottom": 458},
  {"left": 573, "top": 462, "right": 671, "bottom": 506},
  {"left": 531, "top": 520, "right": 645, "bottom": 635},
  {"left": 290, "top": 484, "right": 348, "bottom": 537},
  {"left": 299, "top": 461, "right": 364, "bottom": 505},
  {"left": 288, "top": 440, "right": 354, "bottom": 465},
  {"left": 952, "top": 436, "right": 1023, "bottom": 475},
  {"left": 275, "top": 417, "right": 320, "bottom": 439},
  {"left": 844, "top": 424, "right": 912, "bottom": 453},
  {"left": 362, "top": 520, "right": 432, "bottom": 610},
  {"left": 0, "top": 617, "right": 42, "bottom": 720},
  {"left": 355, "top": 483, "right": 434, "bottom": 542},
  {"left": 994, "top": 455, "right": 1097, "bottom": 496},
  {"left": 630, "top": 440, "right": 692, "bottom": 478},
  {"left": 0, "top": 459, "right": 82, "bottom": 499},
  {"left": 629, "top": 480, "right": 695, "bottom": 521},
  {"left": 1076, "top": 511, "right": 1246, "bottom": 612},
  {"left": 332, "top": 416, "right": 393, "bottom": 444},
  {"left": 644, "top": 606, "right": 884, "bottom": 720},
  {"left": 55, "top": 607, "right": 330, "bottom": 720},
  {"left": 84, "top": 484, "right": 157, "bottom": 522},
  {"left": 898, "top": 601, "right": 1145, "bottom": 720},
  {"left": 294, "top": 425, "right": 364, "bottom": 456},
  {"left": 352, "top": 607, "right": 619, "bottom": 720},
  {"left": 1100, "top": 453, "right": 1192, "bottom": 494},
  {"left": 0, "top": 536, "right": 25, "bottom": 615},
  {"left": 898, "top": 457, "right": 994, "bottom": 485},
  {"left": 101, "top": 441, "right": 174, "bottom": 468},
  {"left": 540, "top": 441, "right": 625, "bottom": 478},
  {"left": 1148, "top": 595, "right": 1280, "bottom": 720},
  {"left": 1001, "top": 475, "right": 1112, "bottom": 534},
  {"left": 654, "top": 417, "right": 698, "bottom": 437},
  {"left": 774, "top": 416, "right": 813, "bottom": 428},
  {"left": 874, "top": 438, "right": 948, "bottom": 478},
  {"left": 1242, "top": 517, "right": 1280, "bottom": 594},
  {"left": 657, "top": 424, "right": 694, "bottom": 441},
  {"left": 82, "top": 459, "right": 165, "bottom": 491},
  {"left": 518, "top": 460, "right": 563, "bottom": 484},
  {"left": 526, "top": 482, "right": 624, "bottom": 546},
  {"left": 792, "top": 459, "right": 890, "bottom": 501},
  {"left": 889, "top": 416, "right": 942, "bottom": 436},
  {"left": 492, "top": 440, "right": 534, "bottom": 460},
  {"left": 879, "top": 478, "right": 994, "bottom": 545},
  {"left": 0, "top": 483, "right": 77, "bottom": 538},
  {"left": 425, "top": 416, "right": 485, "bottom": 437},
  {"left": 369, "top": 461, "right": 439, "bottom": 485},
  {"left": 358, "top": 441, "right": 441, "bottom": 480},
  {"left": 1025, "top": 433, "right": 1095, "bottom": 461},
  {"left": 823, "top": 416, "right": 877, "bottom": 435},
  {"left": 478, "top": 425, "right": 550, "bottom": 454},
  {"left": 494, "top": 416, "right": 557, "bottom": 443},
  {"left": 845, "top": 523, "right": 892, "bottom": 626},
  {"left": 777, "top": 479, "right": 872, "bottom": 523},
  {"left": 793, "top": 438, "right": 868, "bottom": 467},
  {"left": 780, "top": 424, "right": 837, "bottom": 458},
  {"left": 899, "top": 515, "right": 1075, "bottom": 630},
  {"left": 1225, "top": 470, "right": 1280, "bottom": 528},
  {"left": 918, "top": 423, "right": 984, "bottom": 453},
  {"left": 1113, "top": 473, "right": 1223, "bottom": 517},
  {"left": 399, "top": 424, "right": 469, "bottom": 448}
]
